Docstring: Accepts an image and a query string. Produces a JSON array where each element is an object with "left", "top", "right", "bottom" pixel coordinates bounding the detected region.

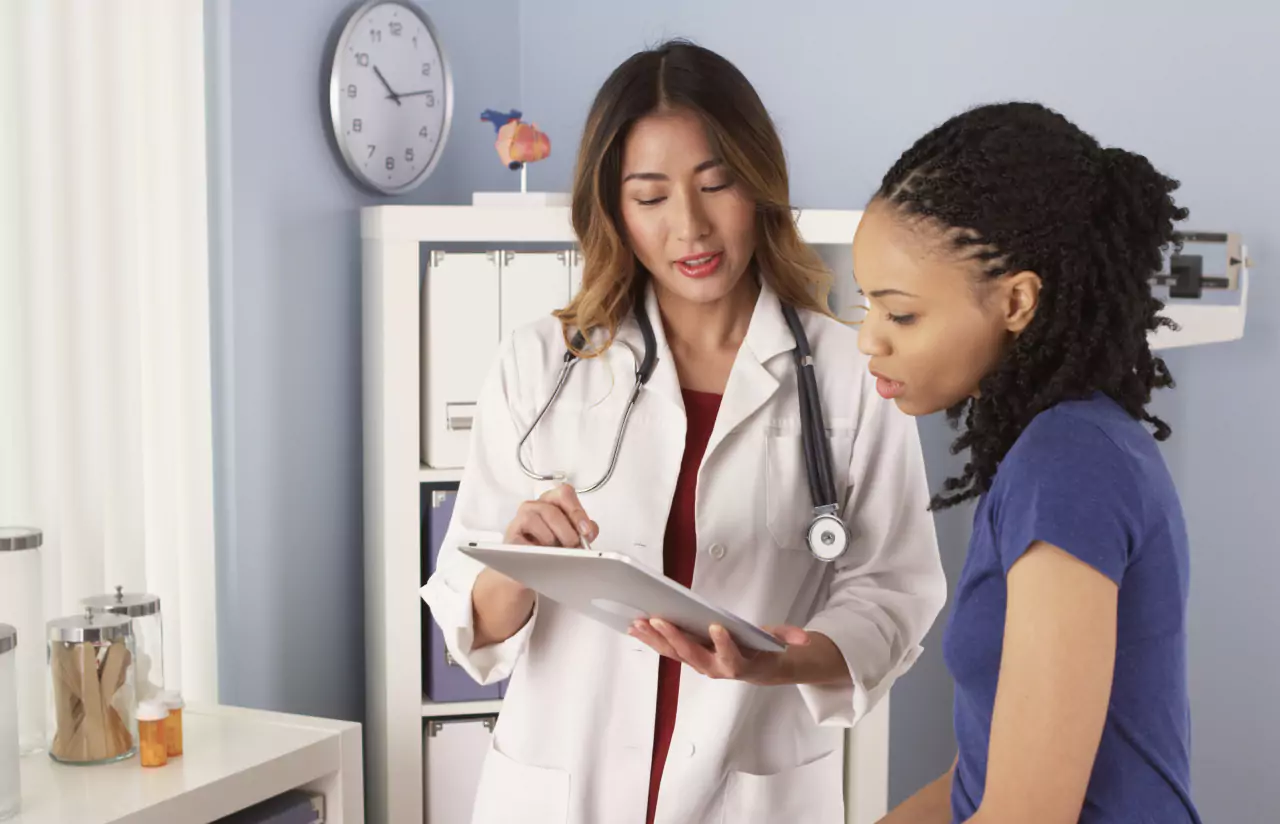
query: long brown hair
[{"left": 555, "top": 39, "right": 835, "bottom": 356}]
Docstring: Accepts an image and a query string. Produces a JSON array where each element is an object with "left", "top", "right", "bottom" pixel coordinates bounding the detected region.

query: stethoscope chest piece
[{"left": 807, "top": 512, "right": 851, "bottom": 562}]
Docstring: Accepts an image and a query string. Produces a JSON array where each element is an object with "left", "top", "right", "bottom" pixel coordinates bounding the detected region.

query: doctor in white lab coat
[{"left": 421, "top": 40, "right": 946, "bottom": 824}]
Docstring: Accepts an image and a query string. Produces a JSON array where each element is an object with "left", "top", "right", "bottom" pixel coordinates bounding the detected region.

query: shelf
[
  {"left": 421, "top": 698, "right": 503, "bottom": 719},
  {"left": 362, "top": 204, "right": 863, "bottom": 246},
  {"left": 14, "top": 703, "right": 363, "bottom": 824},
  {"left": 420, "top": 464, "right": 463, "bottom": 483}
]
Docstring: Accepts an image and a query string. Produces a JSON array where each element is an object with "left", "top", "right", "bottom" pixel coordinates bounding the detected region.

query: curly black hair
[{"left": 873, "top": 101, "right": 1189, "bottom": 510}]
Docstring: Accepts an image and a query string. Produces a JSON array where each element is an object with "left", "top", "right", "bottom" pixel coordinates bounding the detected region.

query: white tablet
[{"left": 457, "top": 541, "right": 786, "bottom": 654}]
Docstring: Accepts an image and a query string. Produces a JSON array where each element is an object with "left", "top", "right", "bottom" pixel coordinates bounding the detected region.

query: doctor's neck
[
  {"left": 652, "top": 273, "right": 759, "bottom": 393},
  {"left": 655, "top": 272, "right": 758, "bottom": 350}
]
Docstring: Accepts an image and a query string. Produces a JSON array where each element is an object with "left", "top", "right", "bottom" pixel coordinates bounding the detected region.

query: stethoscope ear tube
[
  {"left": 516, "top": 290, "right": 655, "bottom": 491},
  {"left": 792, "top": 345, "right": 825, "bottom": 511},
  {"left": 802, "top": 353, "right": 838, "bottom": 508},
  {"left": 634, "top": 294, "right": 658, "bottom": 383},
  {"left": 782, "top": 305, "right": 839, "bottom": 512}
]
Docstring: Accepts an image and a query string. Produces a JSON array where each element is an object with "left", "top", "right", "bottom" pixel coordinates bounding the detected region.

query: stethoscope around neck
[{"left": 515, "top": 295, "right": 851, "bottom": 563}]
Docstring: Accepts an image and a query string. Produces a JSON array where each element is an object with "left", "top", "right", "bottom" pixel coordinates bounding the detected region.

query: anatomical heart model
[
  {"left": 481, "top": 108, "right": 551, "bottom": 171},
  {"left": 471, "top": 108, "right": 567, "bottom": 206}
]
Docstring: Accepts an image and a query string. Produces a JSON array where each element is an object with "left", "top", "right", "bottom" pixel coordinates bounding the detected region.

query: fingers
[
  {"left": 709, "top": 625, "right": 748, "bottom": 673},
  {"left": 629, "top": 620, "right": 679, "bottom": 660},
  {"left": 504, "top": 509, "right": 556, "bottom": 546},
  {"left": 649, "top": 619, "right": 717, "bottom": 675},
  {"left": 631, "top": 619, "right": 791, "bottom": 685},
  {"left": 539, "top": 483, "right": 598, "bottom": 541},
  {"left": 502, "top": 481, "right": 602, "bottom": 548},
  {"left": 506, "top": 500, "right": 580, "bottom": 547}
]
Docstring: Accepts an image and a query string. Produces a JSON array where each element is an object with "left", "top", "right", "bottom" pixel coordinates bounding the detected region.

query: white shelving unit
[
  {"left": 420, "top": 698, "right": 503, "bottom": 718},
  {"left": 361, "top": 204, "right": 1249, "bottom": 824},
  {"left": 361, "top": 204, "right": 896, "bottom": 824},
  {"left": 418, "top": 465, "right": 463, "bottom": 484}
]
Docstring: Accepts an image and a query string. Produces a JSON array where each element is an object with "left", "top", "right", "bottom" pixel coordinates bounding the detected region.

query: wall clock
[{"left": 326, "top": 0, "right": 453, "bottom": 195}]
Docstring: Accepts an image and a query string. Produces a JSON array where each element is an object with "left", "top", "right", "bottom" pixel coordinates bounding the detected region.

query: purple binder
[{"left": 425, "top": 489, "right": 504, "bottom": 702}]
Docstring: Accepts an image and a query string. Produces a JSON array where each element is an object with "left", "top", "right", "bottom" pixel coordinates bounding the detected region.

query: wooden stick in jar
[
  {"left": 100, "top": 643, "right": 133, "bottom": 755},
  {"left": 81, "top": 641, "right": 109, "bottom": 760},
  {"left": 55, "top": 642, "right": 91, "bottom": 761},
  {"left": 50, "top": 643, "right": 80, "bottom": 759}
]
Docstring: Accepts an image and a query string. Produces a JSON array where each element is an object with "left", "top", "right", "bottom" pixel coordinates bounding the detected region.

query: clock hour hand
[
  {"left": 372, "top": 65, "right": 401, "bottom": 106},
  {"left": 395, "top": 90, "right": 433, "bottom": 98}
]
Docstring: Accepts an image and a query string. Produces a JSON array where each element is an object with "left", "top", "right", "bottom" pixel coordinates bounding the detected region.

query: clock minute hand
[
  {"left": 395, "top": 89, "right": 433, "bottom": 98},
  {"left": 372, "top": 65, "right": 401, "bottom": 106}
]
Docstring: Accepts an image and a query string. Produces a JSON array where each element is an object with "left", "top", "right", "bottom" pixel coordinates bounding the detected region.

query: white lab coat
[{"left": 421, "top": 278, "right": 946, "bottom": 824}]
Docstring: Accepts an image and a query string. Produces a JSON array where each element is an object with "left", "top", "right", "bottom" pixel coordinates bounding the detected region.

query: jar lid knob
[
  {"left": 84, "top": 605, "right": 94, "bottom": 622},
  {"left": 115, "top": 584, "right": 124, "bottom": 602}
]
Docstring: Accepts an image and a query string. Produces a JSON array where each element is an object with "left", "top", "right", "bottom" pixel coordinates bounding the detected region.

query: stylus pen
[{"left": 578, "top": 526, "right": 594, "bottom": 553}]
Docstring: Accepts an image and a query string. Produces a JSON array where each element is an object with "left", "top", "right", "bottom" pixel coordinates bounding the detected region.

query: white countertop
[{"left": 11, "top": 703, "right": 363, "bottom": 824}]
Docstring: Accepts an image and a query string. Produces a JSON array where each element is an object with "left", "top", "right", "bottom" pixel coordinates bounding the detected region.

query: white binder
[
  {"left": 421, "top": 249, "right": 575, "bottom": 468},
  {"left": 421, "top": 251, "right": 500, "bottom": 468},
  {"left": 423, "top": 715, "right": 496, "bottom": 824},
  {"left": 499, "top": 251, "right": 571, "bottom": 341}
]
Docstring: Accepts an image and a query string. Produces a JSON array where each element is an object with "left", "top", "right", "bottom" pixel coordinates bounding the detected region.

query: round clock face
[{"left": 328, "top": 1, "right": 453, "bottom": 195}]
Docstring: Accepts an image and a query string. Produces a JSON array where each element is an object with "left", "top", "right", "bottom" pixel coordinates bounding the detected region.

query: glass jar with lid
[
  {"left": 82, "top": 586, "right": 164, "bottom": 702},
  {"left": 0, "top": 527, "right": 44, "bottom": 754},
  {"left": 46, "top": 608, "right": 138, "bottom": 765},
  {"left": 0, "top": 624, "right": 20, "bottom": 821}
]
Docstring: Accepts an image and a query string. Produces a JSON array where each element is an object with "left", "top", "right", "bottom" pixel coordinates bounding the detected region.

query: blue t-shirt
[{"left": 941, "top": 394, "right": 1201, "bottom": 823}]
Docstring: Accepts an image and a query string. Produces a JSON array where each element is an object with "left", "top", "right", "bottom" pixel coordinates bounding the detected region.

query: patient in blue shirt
[
  {"left": 943, "top": 394, "right": 1200, "bottom": 823},
  {"left": 854, "top": 101, "right": 1202, "bottom": 822}
]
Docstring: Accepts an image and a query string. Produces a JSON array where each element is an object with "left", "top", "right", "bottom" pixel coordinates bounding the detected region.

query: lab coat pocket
[
  {"left": 763, "top": 427, "right": 854, "bottom": 552},
  {"left": 470, "top": 741, "right": 571, "bottom": 824},
  {"left": 720, "top": 748, "right": 845, "bottom": 824}
]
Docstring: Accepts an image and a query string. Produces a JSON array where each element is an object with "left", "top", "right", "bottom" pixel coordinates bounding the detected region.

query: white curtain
[{"left": 0, "top": 0, "right": 218, "bottom": 703}]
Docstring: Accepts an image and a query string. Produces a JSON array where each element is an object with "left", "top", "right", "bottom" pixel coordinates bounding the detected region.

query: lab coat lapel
[{"left": 704, "top": 280, "right": 794, "bottom": 461}]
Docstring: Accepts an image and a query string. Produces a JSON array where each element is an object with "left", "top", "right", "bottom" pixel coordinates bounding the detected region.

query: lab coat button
[
  {"left": 709, "top": 543, "right": 726, "bottom": 560},
  {"left": 686, "top": 742, "right": 696, "bottom": 757}
]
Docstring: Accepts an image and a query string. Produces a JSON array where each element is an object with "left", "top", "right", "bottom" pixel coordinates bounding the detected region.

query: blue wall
[
  {"left": 206, "top": 0, "right": 521, "bottom": 724},
  {"left": 209, "top": 1, "right": 1279, "bottom": 820}
]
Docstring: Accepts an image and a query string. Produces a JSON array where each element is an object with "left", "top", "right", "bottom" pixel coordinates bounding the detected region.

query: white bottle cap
[
  {"left": 159, "top": 690, "right": 185, "bottom": 710},
  {"left": 137, "top": 700, "right": 170, "bottom": 722}
]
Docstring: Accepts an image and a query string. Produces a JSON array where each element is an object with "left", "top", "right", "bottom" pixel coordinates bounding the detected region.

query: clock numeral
[
  {"left": 405, "top": 148, "right": 415, "bottom": 163},
  {"left": 425, "top": 91, "right": 435, "bottom": 108},
  {"left": 368, "top": 144, "right": 377, "bottom": 159},
  {"left": 421, "top": 62, "right": 432, "bottom": 77},
  {"left": 370, "top": 28, "right": 382, "bottom": 43},
  {"left": 352, "top": 118, "right": 363, "bottom": 133},
  {"left": 389, "top": 22, "right": 403, "bottom": 36},
  {"left": 385, "top": 156, "right": 396, "bottom": 171},
  {"left": 419, "top": 126, "right": 429, "bottom": 139},
  {"left": 347, "top": 84, "right": 357, "bottom": 99},
  {"left": 356, "top": 52, "right": 369, "bottom": 67}
]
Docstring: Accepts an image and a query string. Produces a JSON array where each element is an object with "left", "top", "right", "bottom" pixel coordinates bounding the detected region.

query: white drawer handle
[{"left": 446, "top": 402, "right": 476, "bottom": 431}]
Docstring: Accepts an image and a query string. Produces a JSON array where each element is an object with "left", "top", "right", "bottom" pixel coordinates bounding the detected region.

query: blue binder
[
  {"left": 213, "top": 790, "right": 323, "bottom": 823},
  {"left": 423, "top": 488, "right": 505, "bottom": 701}
]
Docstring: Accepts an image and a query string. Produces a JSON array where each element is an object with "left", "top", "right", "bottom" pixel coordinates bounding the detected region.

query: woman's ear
[{"left": 1003, "top": 270, "right": 1042, "bottom": 334}]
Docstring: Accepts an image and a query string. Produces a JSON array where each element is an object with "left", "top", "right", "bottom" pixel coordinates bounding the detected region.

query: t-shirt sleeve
[{"left": 992, "top": 411, "right": 1144, "bottom": 584}]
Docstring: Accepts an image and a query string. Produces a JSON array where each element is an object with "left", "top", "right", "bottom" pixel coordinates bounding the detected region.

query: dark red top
[{"left": 646, "top": 388, "right": 722, "bottom": 824}]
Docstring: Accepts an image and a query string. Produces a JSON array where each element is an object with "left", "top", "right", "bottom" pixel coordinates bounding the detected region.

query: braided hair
[{"left": 874, "top": 102, "right": 1188, "bottom": 510}]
